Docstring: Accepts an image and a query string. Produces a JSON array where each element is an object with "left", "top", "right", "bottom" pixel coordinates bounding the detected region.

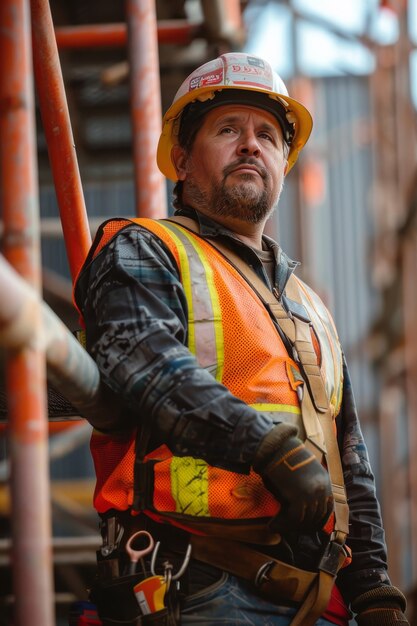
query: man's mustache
[{"left": 223, "top": 158, "right": 268, "bottom": 180}]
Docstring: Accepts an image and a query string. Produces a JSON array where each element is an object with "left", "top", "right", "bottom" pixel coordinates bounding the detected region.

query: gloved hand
[
  {"left": 253, "top": 424, "right": 334, "bottom": 532},
  {"left": 351, "top": 585, "right": 409, "bottom": 625}
]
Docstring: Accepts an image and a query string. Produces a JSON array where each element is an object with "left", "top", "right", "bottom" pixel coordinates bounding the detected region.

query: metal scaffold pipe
[
  {"left": 31, "top": 0, "right": 92, "bottom": 283},
  {"left": 54, "top": 19, "right": 203, "bottom": 48},
  {"left": 0, "top": 0, "right": 54, "bottom": 624},
  {"left": 126, "top": 0, "right": 167, "bottom": 218},
  {"left": 0, "top": 253, "right": 125, "bottom": 432}
]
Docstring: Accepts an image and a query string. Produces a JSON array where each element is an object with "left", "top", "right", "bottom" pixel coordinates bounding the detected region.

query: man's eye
[
  {"left": 259, "top": 132, "right": 273, "bottom": 142},
  {"left": 220, "top": 127, "right": 234, "bottom": 134}
]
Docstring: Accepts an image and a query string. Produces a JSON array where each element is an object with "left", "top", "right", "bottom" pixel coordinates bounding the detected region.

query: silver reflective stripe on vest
[{"left": 159, "top": 221, "right": 224, "bottom": 380}]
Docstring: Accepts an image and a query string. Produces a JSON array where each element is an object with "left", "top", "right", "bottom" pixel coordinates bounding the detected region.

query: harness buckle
[{"left": 318, "top": 534, "right": 347, "bottom": 577}]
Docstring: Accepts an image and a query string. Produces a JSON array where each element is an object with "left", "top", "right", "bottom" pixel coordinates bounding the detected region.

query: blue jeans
[{"left": 181, "top": 573, "right": 338, "bottom": 625}]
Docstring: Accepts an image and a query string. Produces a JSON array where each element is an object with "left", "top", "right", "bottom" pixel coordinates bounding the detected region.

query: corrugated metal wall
[
  {"left": 275, "top": 74, "right": 381, "bottom": 471},
  {"left": 310, "top": 75, "right": 377, "bottom": 411}
]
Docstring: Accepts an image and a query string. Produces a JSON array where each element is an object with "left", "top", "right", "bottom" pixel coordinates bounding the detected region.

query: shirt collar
[{"left": 174, "top": 206, "right": 299, "bottom": 297}]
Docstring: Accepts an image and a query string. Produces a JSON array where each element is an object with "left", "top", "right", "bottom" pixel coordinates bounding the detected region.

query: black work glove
[
  {"left": 253, "top": 424, "right": 334, "bottom": 532},
  {"left": 351, "top": 585, "right": 409, "bottom": 625}
]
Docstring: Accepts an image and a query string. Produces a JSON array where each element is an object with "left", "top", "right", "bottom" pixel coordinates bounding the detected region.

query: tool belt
[
  {"left": 90, "top": 516, "right": 180, "bottom": 625},
  {"left": 95, "top": 514, "right": 348, "bottom": 626}
]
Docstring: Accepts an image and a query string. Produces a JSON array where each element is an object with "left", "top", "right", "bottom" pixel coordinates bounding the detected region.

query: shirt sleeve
[
  {"left": 336, "top": 355, "right": 391, "bottom": 603},
  {"left": 74, "top": 223, "right": 275, "bottom": 473}
]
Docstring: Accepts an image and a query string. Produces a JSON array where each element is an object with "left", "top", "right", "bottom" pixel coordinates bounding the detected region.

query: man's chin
[
  {"left": 227, "top": 174, "right": 262, "bottom": 187},
  {"left": 225, "top": 181, "right": 263, "bottom": 203}
]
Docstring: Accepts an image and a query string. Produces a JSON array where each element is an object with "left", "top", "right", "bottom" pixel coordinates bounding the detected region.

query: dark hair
[
  {"left": 172, "top": 107, "right": 202, "bottom": 209},
  {"left": 172, "top": 103, "right": 205, "bottom": 209},
  {"left": 178, "top": 110, "right": 203, "bottom": 153},
  {"left": 172, "top": 181, "right": 183, "bottom": 210}
]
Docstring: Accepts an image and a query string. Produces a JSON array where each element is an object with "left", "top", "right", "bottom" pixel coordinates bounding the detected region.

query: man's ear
[{"left": 171, "top": 144, "right": 188, "bottom": 181}]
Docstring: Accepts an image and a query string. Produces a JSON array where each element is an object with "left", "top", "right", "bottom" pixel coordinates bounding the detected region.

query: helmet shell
[{"left": 157, "top": 53, "right": 313, "bottom": 181}]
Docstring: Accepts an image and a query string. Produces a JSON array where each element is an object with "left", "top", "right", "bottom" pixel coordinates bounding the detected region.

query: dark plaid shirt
[{"left": 74, "top": 207, "right": 391, "bottom": 605}]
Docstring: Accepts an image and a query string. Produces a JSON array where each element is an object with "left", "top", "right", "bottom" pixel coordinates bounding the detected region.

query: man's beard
[{"left": 184, "top": 159, "right": 279, "bottom": 224}]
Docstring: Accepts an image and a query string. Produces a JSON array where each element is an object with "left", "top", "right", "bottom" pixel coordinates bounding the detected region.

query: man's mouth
[
  {"left": 230, "top": 165, "right": 262, "bottom": 177},
  {"left": 224, "top": 161, "right": 266, "bottom": 179}
]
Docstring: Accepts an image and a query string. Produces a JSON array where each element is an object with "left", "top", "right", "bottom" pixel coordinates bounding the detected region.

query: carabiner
[{"left": 150, "top": 541, "right": 192, "bottom": 581}]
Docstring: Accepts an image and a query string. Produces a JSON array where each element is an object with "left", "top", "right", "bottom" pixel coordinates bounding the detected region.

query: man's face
[{"left": 174, "top": 104, "right": 287, "bottom": 225}]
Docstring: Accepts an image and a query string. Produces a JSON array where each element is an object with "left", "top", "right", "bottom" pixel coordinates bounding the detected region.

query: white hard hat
[{"left": 157, "top": 52, "right": 313, "bottom": 181}]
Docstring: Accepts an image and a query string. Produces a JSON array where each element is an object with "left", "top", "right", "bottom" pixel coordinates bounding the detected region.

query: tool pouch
[{"left": 90, "top": 574, "right": 179, "bottom": 626}]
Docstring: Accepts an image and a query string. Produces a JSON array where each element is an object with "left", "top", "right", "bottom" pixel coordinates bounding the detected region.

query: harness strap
[
  {"left": 190, "top": 534, "right": 347, "bottom": 626},
  {"left": 287, "top": 569, "right": 336, "bottom": 626},
  {"left": 190, "top": 534, "right": 315, "bottom": 602}
]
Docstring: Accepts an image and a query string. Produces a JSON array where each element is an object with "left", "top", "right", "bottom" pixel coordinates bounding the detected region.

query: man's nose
[{"left": 237, "top": 131, "right": 261, "bottom": 157}]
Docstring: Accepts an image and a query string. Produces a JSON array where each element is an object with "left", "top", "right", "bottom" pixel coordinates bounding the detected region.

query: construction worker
[{"left": 74, "top": 53, "right": 409, "bottom": 626}]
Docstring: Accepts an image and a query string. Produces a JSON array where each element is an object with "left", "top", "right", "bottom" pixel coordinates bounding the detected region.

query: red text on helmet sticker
[
  {"left": 232, "top": 64, "right": 263, "bottom": 75},
  {"left": 189, "top": 69, "right": 224, "bottom": 91},
  {"left": 231, "top": 65, "right": 270, "bottom": 83}
]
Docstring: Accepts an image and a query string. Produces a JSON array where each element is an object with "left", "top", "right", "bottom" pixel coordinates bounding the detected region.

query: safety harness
[{"left": 167, "top": 215, "right": 350, "bottom": 626}]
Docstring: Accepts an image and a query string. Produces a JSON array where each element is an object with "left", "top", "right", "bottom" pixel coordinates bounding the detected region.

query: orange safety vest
[{"left": 81, "top": 218, "right": 344, "bottom": 530}]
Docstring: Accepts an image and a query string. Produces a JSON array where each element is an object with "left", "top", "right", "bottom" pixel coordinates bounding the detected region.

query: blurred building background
[{"left": 1, "top": 0, "right": 417, "bottom": 623}]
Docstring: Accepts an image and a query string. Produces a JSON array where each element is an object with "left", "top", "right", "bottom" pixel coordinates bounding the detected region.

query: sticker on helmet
[
  {"left": 247, "top": 56, "right": 265, "bottom": 69},
  {"left": 189, "top": 69, "right": 224, "bottom": 91},
  {"left": 226, "top": 62, "right": 271, "bottom": 90}
]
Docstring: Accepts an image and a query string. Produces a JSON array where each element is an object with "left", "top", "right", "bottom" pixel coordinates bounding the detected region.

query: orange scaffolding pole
[
  {"left": 126, "top": 0, "right": 167, "bottom": 218},
  {"left": 0, "top": 253, "right": 125, "bottom": 432},
  {"left": 31, "top": 0, "right": 92, "bottom": 282},
  {"left": 55, "top": 19, "right": 203, "bottom": 48},
  {"left": 0, "top": 0, "right": 54, "bottom": 624}
]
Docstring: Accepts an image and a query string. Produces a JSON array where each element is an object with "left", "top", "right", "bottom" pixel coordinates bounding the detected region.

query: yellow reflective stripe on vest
[
  {"left": 160, "top": 221, "right": 224, "bottom": 381},
  {"left": 170, "top": 456, "right": 209, "bottom": 516},
  {"left": 251, "top": 403, "right": 301, "bottom": 415}
]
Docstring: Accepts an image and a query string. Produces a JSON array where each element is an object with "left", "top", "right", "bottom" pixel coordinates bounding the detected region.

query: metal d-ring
[{"left": 254, "top": 560, "right": 274, "bottom": 588}]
